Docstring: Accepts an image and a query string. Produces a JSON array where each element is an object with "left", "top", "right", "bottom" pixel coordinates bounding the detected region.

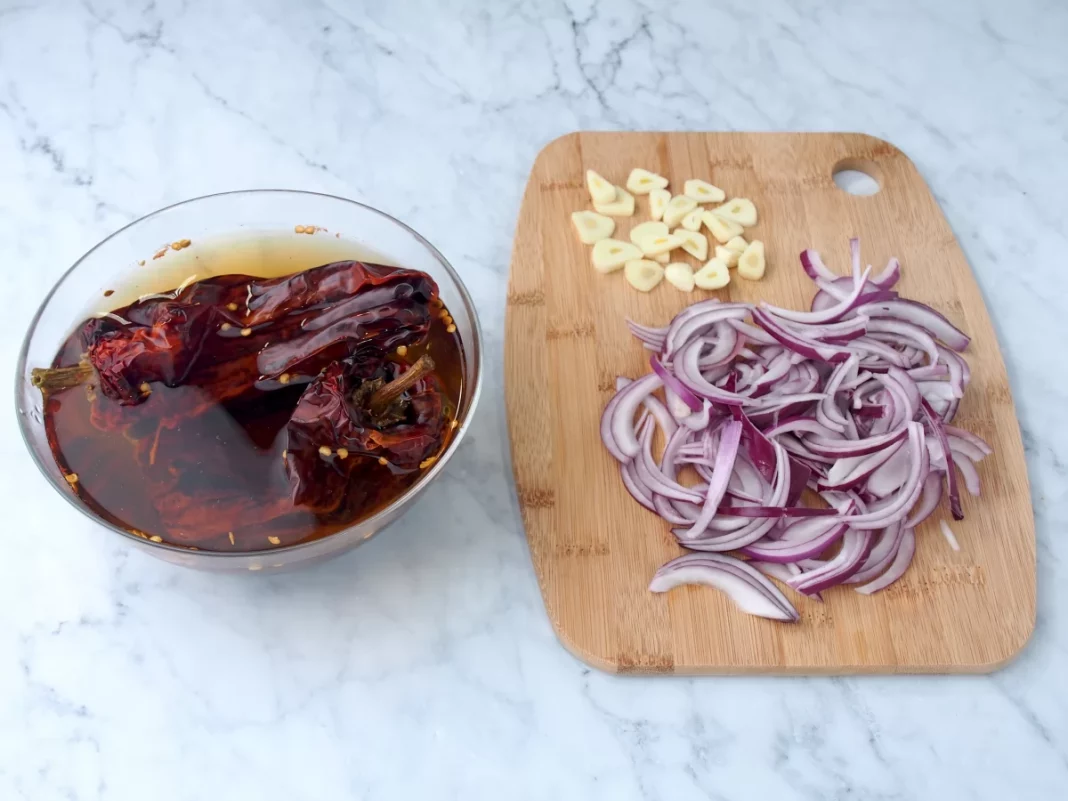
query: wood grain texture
[{"left": 504, "top": 132, "right": 1036, "bottom": 675}]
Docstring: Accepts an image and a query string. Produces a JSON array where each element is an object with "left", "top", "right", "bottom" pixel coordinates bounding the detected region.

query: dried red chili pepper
[
  {"left": 39, "top": 260, "right": 437, "bottom": 409},
  {"left": 284, "top": 356, "right": 446, "bottom": 513},
  {"left": 35, "top": 259, "right": 458, "bottom": 549}
]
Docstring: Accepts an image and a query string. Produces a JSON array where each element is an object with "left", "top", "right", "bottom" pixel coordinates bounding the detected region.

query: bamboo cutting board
[{"left": 505, "top": 132, "right": 1035, "bottom": 674}]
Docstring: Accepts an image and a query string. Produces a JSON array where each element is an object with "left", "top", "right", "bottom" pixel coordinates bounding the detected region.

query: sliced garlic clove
[
  {"left": 673, "top": 228, "right": 708, "bottom": 261},
  {"left": 701, "top": 210, "right": 744, "bottom": 243},
  {"left": 591, "top": 238, "right": 643, "bottom": 273},
  {"left": 625, "top": 168, "right": 669, "bottom": 195},
  {"left": 571, "top": 210, "right": 615, "bottom": 244},
  {"left": 715, "top": 244, "right": 740, "bottom": 268},
  {"left": 680, "top": 207, "right": 704, "bottom": 231},
  {"left": 624, "top": 259, "right": 665, "bottom": 292},
  {"left": 653, "top": 252, "right": 670, "bottom": 264},
  {"left": 683, "top": 179, "right": 726, "bottom": 203},
  {"left": 694, "top": 258, "right": 731, "bottom": 290},
  {"left": 586, "top": 169, "right": 617, "bottom": 204},
  {"left": 638, "top": 232, "right": 685, "bottom": 257},
  {"left": 737, "top": 239, "right": 766, "bottom": 280},
  {"left": 711, "top": 197, "right": 758, "bottom": 227},
  {"left": 663, "top": 195, "right": 698, "bottom": 228},
  {"left": 648, "top": 188, "right": 671, "bottom": 222},
  {"left": 593, "top": 186, "right": 635, "bottom": 217},
  {"left": 724, "top": 235, "right": 748, "bottom": 253},
  {"left": 629, "top": 221, "right": 668, "bottom": 246},
  {"left": 664, "top": 262, "right": 696, "bottom": 292}
]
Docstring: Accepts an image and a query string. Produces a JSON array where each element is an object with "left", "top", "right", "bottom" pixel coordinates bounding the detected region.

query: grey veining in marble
[{"left": 1, "top": 0, "right": 1066, "bottom": 799}]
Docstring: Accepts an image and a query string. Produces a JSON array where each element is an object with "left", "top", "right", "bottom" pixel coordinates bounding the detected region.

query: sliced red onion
[
  {"left": 790, "top": 528, "right": 874, "bottom": 595},
  {"left": 753, "top": 309, "right": 853, "bottom": 362},
  {"left": 604, "top": 374, "right": 663, "bottom": 460},
  {"left": 865, "top": 441, "right": 911, "bottom": 498},
  {"left": 601, "top": 239, "right": 987, "bottom": 620},
  {"left": 921, "top": 397, "right": 963, "bottom": 520},
  {"left": 803, "top": 427, "right": 908, "bottom": 458},
  {"left": 719, "top": 505, "right": 838, "bottom": 519},
  {"left": 628, "top": 320, "right": 667, "bottom": 350},
  {"left": 651, "top": 355, "right": 701, "bottom": 412},
  {"left": 855, "top": 529, "right": 915, "bottom": 594},
  {"left": 905, "top": 471, "right": 943, "bottom": 528},
  {"left": 678, "top": 421, "right": 742, "bottom": 539},
  {"left": 940, "top": 519, "right": 961, "bottom": 551},
  {"left": 951, "top": 450, "right": 981, "bottom": 497},
  {"left": 871, "top": 257, "right": 901, "bottom": 289},
  {"left": 663, "top": 304, "right": 751, "bottom": 360},
  {"left": 818, "top": 441, "right": 903, "bottom": 491},
  {"left": 761, "top": 266, "right": 873, "bottom": 325},
  {"left": 649, "top": 553, "right": 800, "bottom": 622},
  {"left": 738, "top": 517, "right": 849, "bottom": 563},
  {"left": 857, "top": 299, "right": 970, "bottom": 352},
  {"left": 847, "top": 522, "right": 905, "bottom": 584},
  {"left": 946, "top": 425, "right": 991, "bottom": 456},
  {"left": 800, "top": 248, "right": 839, "bottom": 282},
  {"left": 620, "top": 461, "right": 655, "bottom": 510}
]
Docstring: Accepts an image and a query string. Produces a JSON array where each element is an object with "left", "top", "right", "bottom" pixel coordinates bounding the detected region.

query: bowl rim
[{"left": 14, "top": 188, "right": 484, "bottom": 559}]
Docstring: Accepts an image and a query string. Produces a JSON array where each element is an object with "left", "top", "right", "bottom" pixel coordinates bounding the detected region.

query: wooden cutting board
[{"left": 504, "top": 132, "right": 1035, "bottom": 674}]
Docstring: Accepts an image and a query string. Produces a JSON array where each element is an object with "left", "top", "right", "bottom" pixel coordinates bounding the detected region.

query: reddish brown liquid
[{"left": 42, "top": 246, "right": 464, "bottom": 553}]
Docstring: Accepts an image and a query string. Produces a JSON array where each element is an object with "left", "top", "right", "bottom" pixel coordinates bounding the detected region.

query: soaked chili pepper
[
  {"left": 284, "top": 356, "right": 446, "bottom": 513},
  {"left": 48, "top": 260, "right": 437, "bottom": 408},
  {"left": 35, "top": 258, "right": 462, "bottom": 550}
]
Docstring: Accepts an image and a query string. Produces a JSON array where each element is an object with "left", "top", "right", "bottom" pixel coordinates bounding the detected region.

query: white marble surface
[{"left": 1, "top": 0, "right": 1066, "bottom": 798}]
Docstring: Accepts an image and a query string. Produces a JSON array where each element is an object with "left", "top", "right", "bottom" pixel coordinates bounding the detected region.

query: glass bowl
[{"left": 15, "top": 190, "right": 483, "bottom": 572}]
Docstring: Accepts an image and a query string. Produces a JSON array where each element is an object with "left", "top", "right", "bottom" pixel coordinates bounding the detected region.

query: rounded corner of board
[
  {"left": 533, "top": 131, "right": 582, "bottom": 166},
  {"left": 550, "top": 626, "right": 622, "bottom": 675},
  {"left": 974, "top": 607, "right": 1038, "bottom": 674},
  {"left": 843, "top": 132, "right": 915, "bottom": 166}
]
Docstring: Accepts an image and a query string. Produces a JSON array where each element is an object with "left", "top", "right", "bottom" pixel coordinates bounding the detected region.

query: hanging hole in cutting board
[{"left": 832, "top": 158, "right": 882, "bottom": 196}]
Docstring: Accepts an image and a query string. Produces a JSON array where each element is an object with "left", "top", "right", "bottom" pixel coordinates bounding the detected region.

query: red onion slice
[
  {"left": 650, "top": 553, "right": 799, "bottom": 622},
  {"left": 857, "top": 299, "right": 970, "bottom": 352},
  {"left": 855, "top": 529, "right": 916, "bottom": 594}
]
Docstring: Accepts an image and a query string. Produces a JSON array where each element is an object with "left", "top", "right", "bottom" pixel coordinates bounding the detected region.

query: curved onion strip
[
  {"left": 847, "top": 522, "right": 905, "bottom": 584},
  {"left": 790, "top": 528, "right": 874, "bottom": 595},
  {"left": 857, "top": 299, "right": 970, "bottom": 352},
  {"left": 620, "top": 461, "right": 655, "bottom": 510},
  {"left": 855, "top": 529, "right": 916, "bottom": 594},
  {"left": 738, "top": 517, "right": 850, "bottom": 563},
  {"left": 651, "top": 355, "right": 701, "bottom": 412},
  {"left": 678, "top": 421, "right": 742, "bottom": 539},
  {"left": 650, "top": 553, "right": 799, "bottom": 622},
  {"left": 761, "top": 265, "right": 872, "bottom": 324}
]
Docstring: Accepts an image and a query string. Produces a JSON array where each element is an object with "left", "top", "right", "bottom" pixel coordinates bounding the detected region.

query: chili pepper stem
[
  {"left": 368, "top": 354, "right": 435, "bottom": 415},
  {"left": 31, "top": 360, "right": 94, "bottom": 393}
]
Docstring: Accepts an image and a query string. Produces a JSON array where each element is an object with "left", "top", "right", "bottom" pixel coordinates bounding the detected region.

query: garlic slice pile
[{"left": 575, "top": 165, "right": 766, "bottom": 292}]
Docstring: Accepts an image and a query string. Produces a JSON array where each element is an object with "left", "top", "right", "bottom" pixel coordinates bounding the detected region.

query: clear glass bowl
[{"left": 14, "top": 190, "right": 483, "bottom": 572}]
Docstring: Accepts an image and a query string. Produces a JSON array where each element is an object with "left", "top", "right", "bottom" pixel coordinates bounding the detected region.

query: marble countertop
[{"left": 2, "top": 0, "right": 1066, "bottom": 798}]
